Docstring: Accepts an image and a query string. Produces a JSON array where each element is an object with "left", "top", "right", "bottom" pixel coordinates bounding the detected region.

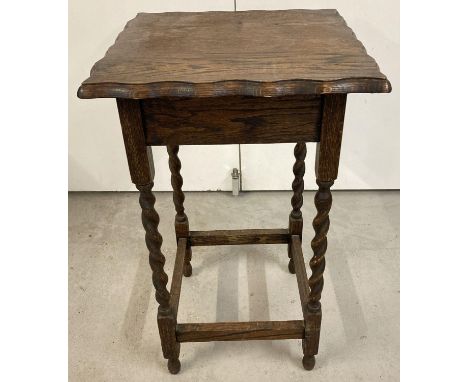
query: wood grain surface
[
  {"left": 116, "top": 99, "right": 154, "bottom": 185},
  {"left": 78, "top": 10, "right": 391, "bottom": 99},
  {"left": 142, "top": 96, "right": 322, "bottom": 145},
  {"left": 176, "top": 320, "right": 304, "bottom": 342},
  {"left": 291, "top": 235, "right": 311, "bottom": 309},
  {"left": 189, "top": 229, "right": 290, "bottom": 246},
  {"left": 315, "top": 94, "right": 347, "bottom": 181},
  {"left": 169, "top": 238, "right": 187, "bottom": 318}
]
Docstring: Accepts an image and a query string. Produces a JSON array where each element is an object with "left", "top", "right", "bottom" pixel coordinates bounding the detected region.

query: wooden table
[{"left": 78, "top": 9, "right": 391, "bottom": 374}]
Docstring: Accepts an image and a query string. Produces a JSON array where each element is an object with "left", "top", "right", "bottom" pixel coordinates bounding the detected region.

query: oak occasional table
[{"left": 78, "top": 9, "right": 391, "bottom": 374}]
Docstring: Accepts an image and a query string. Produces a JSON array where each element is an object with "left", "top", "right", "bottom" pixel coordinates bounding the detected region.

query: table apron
[{"left": 140, "top": 95, "right": 322, "bottom": 145}]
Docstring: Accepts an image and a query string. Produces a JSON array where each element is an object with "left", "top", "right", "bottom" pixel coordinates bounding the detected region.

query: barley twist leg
[
  {"left": 167, "top": 145, "right": 192, "bottom": 277},
  {"left": 288, "top": 142, "right": 307, "bottom": 274},
  {"left": 302, "top": 179, "right": 333, "bottom": 370},
  {"left": 137, "top": 182, "right": 180, "bottom": 373}
]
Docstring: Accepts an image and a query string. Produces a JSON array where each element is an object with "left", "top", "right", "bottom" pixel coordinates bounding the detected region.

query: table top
[{"left": 78, "top": 9, "right": 391, "bottom": 99}]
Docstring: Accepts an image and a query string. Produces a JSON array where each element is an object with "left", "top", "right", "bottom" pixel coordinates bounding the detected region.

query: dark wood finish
[
  {"left": 291, "top": 234, "right": 321, "bottom": 370},
  {"left": 290, "top": 234, "right": 321, "bottom": 370},
  {"left": 290, "top": 235, "right": 310, "bottom": 309},
  {"left": 302, "top": 331, "right": 318, "bottom": 370},
  {"left": 291, "top": 235, "right": 322, "bottom": 370},
  {"left": 137, "top": 183, "right": 170, "bottom": 311},
  {"left": 183, "top": 246, "right": 192, "bottom": 278},
  {"left": 176, "top": 321, "right": 304, "bottom": 342},
  {"left": 169, "top": 238, "right": 187, "bottom": 318},
  {"left": 138, "top": 181, "right": 181, "bottom": 374},
  {"left": 299, "top": 93, "right": 347, "bottom": 370},
  {"left": 300, "top": 180, "right": 334, "bottom": 371},
  {"left": 80, "top": 9, "right": 391, "bottom": 374},
  {"left": 307, "top": 180, "right": 333, "bottom": 312},
  {"left": 288, "top": 142, "right": 307, "bottom": 273},
  {"left": 117, "top": 98, "right": 171, "bottom": 311},
  {"left": 189, "top": 229, "right": 290, "bottom": 246},
  {"left": 302, "top": 310, "right": 322, "bottom": 370},
  {"left": 306, "top": 93, "right": 346, "bottom": 312},
  {"left": 167, "top": 145, "right": 188, "bottom": 236},
  {"left": 78, "top": 10, "right": 390, "bottom": 99},
  {"left": 167, "top": 145, "right": 192, "bottom": 277},
  {"left": 315, "top": 94, "right": 347, "bottom": 181},
  {"left": 142, "top": 96, "right": 322, "bottom": 145},
  {"left": 117, "top": 98, "right": 181, "bottom": 374},
  {"left": 158, "top": 313, "right": 180, "bottom": 374},
  {"left": 116, "top": 99, "right": 154, "bottom": 185}
]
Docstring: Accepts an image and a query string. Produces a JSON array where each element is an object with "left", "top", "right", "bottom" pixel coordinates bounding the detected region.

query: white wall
[
  {"left": 69, "top": 1, "right": 399, "bottom": 191},
  {"left": 69, "top": 1, "right": 237, "bottom": 191},
  {"left": 238, "top": 0, "right": 399, "bottom": 190}
]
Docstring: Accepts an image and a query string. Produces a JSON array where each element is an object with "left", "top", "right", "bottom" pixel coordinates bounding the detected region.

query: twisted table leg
[
  {"left": 288, "top": 142, "right": 307, "bottom": 274},
  {"left": 117, "top": 99, "right": 181, "bottom": 373},
  {"left": 301, "top": 179, "right": 334, "bottom": 370},
  {"left": 167, "top": 145, "right": 192, "bottom": 277},
  {"left": 308, "top": 179, "right": 333, "bottom": 312},
  {"left": 137, "top": 182, "right": 180, "bottom": 373},
  {"left": 137, "top": 182, "right": 171, "bottom": 311}
]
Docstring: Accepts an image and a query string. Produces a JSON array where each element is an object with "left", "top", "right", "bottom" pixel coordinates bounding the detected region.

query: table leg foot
[
  {"left": 167, "top": 358, "right": 181, "bottom": 374},
  {"left": 288, "top": 258, "right": 296, "bottom": 274},
  {"left": 302, "top": 355, "right": 315, "bottom": 370},
  {"left": 183, "top": 263, "right": 192, "bottom": 277}
]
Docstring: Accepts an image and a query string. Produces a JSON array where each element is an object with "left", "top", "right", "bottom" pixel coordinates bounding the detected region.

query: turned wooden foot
[
  {"left": 167, "top": 358, "right": 181, "bottom": 374},
  {"left": 287, "top": 242, "right": 296, "bottom": 274},
  {"left": 302, "top": 355, "right": 316, "bottom": 370},
  {"left": 288, "top": 257, "right": 296, "bottom": 274},
  {"left": 183, "top": 263, "right": 192, "bottom": 277}
]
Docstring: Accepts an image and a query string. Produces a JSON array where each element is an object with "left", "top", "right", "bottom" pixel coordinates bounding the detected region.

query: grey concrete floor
[{"left": 69, "top": 191, "right": 399, "bottom": 382}]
